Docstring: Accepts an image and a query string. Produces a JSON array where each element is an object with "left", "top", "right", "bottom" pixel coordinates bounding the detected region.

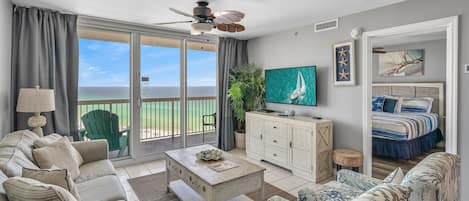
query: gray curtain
[
  {"left": 217, "top": 37, "right": 249, "bottom": 151},
  {"left": 11, "top": 6, "right": 79, "bottom": 139}
]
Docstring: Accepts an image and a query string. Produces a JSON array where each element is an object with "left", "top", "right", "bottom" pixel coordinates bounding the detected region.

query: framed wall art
[{"left": 333, "top": 41, "right": 355, "bottom": 86}]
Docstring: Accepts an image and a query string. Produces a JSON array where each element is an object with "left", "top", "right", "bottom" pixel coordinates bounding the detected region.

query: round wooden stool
[{"left": 333, "top": 149, "right": 363, "bottom": 172}]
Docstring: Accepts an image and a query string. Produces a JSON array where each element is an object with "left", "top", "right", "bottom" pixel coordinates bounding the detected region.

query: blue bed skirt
[{"left": 373, "top": 129, "right": 443, "bottom": 160}]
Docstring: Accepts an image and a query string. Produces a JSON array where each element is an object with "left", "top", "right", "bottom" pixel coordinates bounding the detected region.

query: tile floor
[{"left": 117, "top": 148, "right": 330, "bottom": 201}]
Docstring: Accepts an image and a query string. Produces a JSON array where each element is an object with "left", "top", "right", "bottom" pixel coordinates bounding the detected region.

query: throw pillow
[
  {"left": 33, "top": 134, "right": 63, "bottom": 148},
  {"left": 353, "top": 183, "right": 411, "bottom": 201},
  {"left": 34, "top": 135, "right": 84, "bottom": 167},
  {"left": 383, "top": 96, "right": 400, "bottom": 113},
  {"left": 22, "top": 167, "right": 80, "bottom": 200},
  {"left": 372, "top": 96, "right": 385, "bottom": 112},
  {"left": 3, "top": 177, "right": 77, "bottom": 201},
  {"left": 383, "top": 167, "right": 405, "bottom": 184},
  {"left": 32, "top": 138, "right": 81, "bottom": 180},
  {"left": 399, "top": 97, "right": 434, "bottom": 113}
]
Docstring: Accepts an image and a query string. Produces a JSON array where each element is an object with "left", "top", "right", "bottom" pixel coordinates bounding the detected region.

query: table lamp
[{"left": 16, "top": 86, "right": 55, "bottom": 136}]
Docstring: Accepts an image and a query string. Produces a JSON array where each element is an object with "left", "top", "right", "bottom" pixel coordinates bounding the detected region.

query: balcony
[{"left": 78, "top": 96, "right": 217, "bottom": 156}]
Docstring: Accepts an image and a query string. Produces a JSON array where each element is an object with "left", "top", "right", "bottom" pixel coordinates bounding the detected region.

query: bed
[{"left": 372, "top": 83, "right": 445, "bottom": 160}]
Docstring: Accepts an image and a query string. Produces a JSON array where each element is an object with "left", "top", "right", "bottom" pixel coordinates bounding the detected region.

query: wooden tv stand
[{"left": 245, "top": 111, "right": 333, "bottom": 182}]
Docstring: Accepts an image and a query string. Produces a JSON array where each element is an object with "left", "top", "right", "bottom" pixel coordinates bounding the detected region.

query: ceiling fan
[{"left": 154, "top": 1, "right": 246, "bottom": 35}]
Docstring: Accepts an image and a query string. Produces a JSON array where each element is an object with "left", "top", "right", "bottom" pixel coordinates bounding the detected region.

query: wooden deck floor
[
  {"left": 108, "top": 132, "right": 217, "bottom": 158},
  {"left": 141, "top": 132, "right": 217, "bottom": 155},
  {"left": 372, "top": 147, "right": 445, "bottom": 179}
]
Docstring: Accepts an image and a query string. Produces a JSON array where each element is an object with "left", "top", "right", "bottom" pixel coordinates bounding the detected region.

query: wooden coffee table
[{"left": 164, "top": 145, "right": 265, "bottom": 201}]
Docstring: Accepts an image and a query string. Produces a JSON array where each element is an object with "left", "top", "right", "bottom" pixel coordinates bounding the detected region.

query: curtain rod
[{"left": 13, "top": 4, "right": 77, "bottom": 15}]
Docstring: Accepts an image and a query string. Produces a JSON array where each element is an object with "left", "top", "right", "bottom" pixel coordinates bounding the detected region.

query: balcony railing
[{"left": 78, "top": 96, "right": 216, "bottom": 141}]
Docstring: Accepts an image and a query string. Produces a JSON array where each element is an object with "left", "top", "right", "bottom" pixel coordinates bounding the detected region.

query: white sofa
[{"left": 0, "top": 130, "right": 127, "bottom": 201}]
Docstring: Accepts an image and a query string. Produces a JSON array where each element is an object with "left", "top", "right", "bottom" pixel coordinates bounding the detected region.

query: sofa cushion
[
  {"left": 402, "top": 152, "right": 459, "bottom": 201},
  {"left": 33, "top": 138, "right": 82, "bottom": 180},
  {"left": 298, "top": 181, "right": 363, "bottom": 201},
  {"left": 22, "top": 167, "right": 80, "bottom": 200},
  {"left": 0, "top": 130, "right": 39, "bottom": 162},
  {"left": 75, "top": 159, "right": 116, "bottom": 183},
  {"left": 77, "top": 175, "right": 127, "bottom": 201},
  {"left": 33, "top": 134, "right": 63, "bottom": 148},
  {"left": 0, "top": 147, "right": 39, "bottom": 177},
  {"left": 352, "top": 183, "right": 411, "bottom": 201},
  {"left": 34, "top": 134, "right": 84, "bottom": 167},
  {"left": 0, "top": 170, "right": 8, "bottom": 201},
  {"left": 4, "top": 177, "right": 77, "bottom": 201}
]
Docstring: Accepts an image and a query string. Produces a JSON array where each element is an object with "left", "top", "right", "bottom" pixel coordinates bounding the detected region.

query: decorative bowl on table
[{"left": 196, "top": 149, "right": 223, "bottom": 161}]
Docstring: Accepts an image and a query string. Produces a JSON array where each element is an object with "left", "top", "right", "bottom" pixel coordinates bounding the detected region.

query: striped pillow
[
  {"left": 399, "top": 97, "right": 433, "bottom": 113},
  {"left": 3, "top": 177, "right": 77, "bottom": 201}
]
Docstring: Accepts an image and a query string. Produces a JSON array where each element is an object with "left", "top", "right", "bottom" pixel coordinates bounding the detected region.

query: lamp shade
[{"left": 16, "top": 88, "right": 55, "bottom": 113}]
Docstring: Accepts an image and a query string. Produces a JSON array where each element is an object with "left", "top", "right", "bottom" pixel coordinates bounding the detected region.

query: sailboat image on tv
[{"left": 289, "top": 71, "right": 306, "bottom": 104}]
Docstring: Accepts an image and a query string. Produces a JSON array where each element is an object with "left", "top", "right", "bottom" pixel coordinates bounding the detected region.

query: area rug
[{"left": 128, "top": 172, "right": 297, "bottom": 201}]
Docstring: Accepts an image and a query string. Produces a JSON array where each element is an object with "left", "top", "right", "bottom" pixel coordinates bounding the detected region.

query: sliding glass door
[
  {"left": 139, "top": 35, "right": 183, "bottom": 155},
  {"left": 186, "top": 41, "right": 217, "bottom": 147},
  {"left": 78, "top": 29, "right": 131, "bottom": 159},
  {"left": 78, "top": 27, "right": 217, "bottom": 159}
]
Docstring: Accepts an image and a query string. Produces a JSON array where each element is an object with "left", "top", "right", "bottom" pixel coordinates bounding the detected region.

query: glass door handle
[{"left": 137, "top": 97, "right": 142, "bottom": 108}]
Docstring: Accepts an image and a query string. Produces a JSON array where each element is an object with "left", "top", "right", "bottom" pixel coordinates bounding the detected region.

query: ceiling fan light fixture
[
  {"left": 191, "top": 23, "right": 213, "bottom": 34},
  {"left": 191, "top": 29, "right": 202, "bottom": 35}
]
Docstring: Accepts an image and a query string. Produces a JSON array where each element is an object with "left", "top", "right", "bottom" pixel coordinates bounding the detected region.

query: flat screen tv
[{"left": 265, "top": 66, "right": 317, "bottom": 106}]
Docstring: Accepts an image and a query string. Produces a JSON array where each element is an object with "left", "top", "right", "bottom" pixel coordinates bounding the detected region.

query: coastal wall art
[
  {"left": 333, "top": 41, "right": 356, "bottom": 86},
  {"left": 379, "top": 49, "right": 425, "bottom": 77},
  {"left": 265, "top": 66, "right": 317, "bottom": 106}
]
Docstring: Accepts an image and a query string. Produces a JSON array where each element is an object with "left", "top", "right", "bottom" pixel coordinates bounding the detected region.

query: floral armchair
[{"left": 298, "top": 152, "right": 459, "bottom": 201}]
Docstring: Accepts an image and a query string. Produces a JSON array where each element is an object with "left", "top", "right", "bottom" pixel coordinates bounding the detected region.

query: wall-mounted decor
[
  {"left": 379, "top": 49, "right": 424, "bottom": 77},
  {"left": 333, "top": 41, "right": 355, "bottom": 86},
  {"left": 265, "top": 66, "right": 317, "bottom": 106}
]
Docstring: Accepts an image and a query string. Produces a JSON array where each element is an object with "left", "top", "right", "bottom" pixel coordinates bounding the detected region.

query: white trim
[
  {"left": 78, "top": 15, "right": 217, "bottom": 43},
  {"left": 362, "top": 16, "right": 459, "bottom": 176},
  {"left": 180, "top": 39, "right": 188, "bottom": 148}
]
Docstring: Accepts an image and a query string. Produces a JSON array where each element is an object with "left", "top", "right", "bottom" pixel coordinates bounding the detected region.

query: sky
[{"left": 79, "top": 38, "right": 216, "bottom": 87}]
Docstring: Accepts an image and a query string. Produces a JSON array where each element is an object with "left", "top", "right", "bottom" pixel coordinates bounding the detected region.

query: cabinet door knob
[
  {"left": 273, "top": 153, "right": 277, "bottom": 157},
  {"left": 289, "top": 141, "right": 293, "bottom": 148},
  {"left": 273, "top": 126, "right": 277, "bottom": 129},
  {"left": 260, "top": 134, "right": 263, "bottom": 140},
  {"left": 273, "top": 140, "right": 277, "bottom": 143}
]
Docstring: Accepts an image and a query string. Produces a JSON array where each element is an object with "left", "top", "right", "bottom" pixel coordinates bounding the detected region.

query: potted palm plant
[{"left": 228, "top": 64, "right": 265, "bottom": 149}]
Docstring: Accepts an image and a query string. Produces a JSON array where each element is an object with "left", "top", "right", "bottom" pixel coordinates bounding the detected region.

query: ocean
[{"left": 78, "top": 86, "right": 216, "bottom": 100}]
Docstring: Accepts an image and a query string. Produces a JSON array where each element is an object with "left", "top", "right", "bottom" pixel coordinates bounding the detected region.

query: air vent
[{"left": 314, "top": 18, "right": 339, "bottom": 33}]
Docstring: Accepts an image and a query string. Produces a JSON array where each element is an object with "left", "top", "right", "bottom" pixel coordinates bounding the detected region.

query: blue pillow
[
  {"left": 372, "top": 96, "right": 385, "bottom": 112},
  {"left": 383, "top": 97, "right": 399, "bottom": 113}
]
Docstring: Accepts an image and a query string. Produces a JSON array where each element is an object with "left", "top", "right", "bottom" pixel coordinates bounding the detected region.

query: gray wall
[
  {"left": 248, "top": 0, "right": 469, "bottom": 199},
  {"left": 0, "top": 1, "right": 12, "bottom": 137},
  {"left": 373, "top": 39, "right": 446, "bottom": 83}
]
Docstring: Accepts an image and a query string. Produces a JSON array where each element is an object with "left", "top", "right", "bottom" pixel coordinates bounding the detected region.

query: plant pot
[{"left": 235, "top": 131, "right": 246, "bottom": 149}]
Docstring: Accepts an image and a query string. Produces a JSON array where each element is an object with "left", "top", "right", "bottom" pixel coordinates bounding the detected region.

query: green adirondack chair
[{"left": 80, "top": 110, "right": 129, "bottom": 156}]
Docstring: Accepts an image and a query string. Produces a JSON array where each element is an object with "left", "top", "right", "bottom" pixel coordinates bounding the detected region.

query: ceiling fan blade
[
  {"left": 217, "top": 23, "right": 245, "bottom": 33},
  {"left": 213, "top": 10, "right": 245, "bottom": 24},
  {"left": 169, "top": 8, "right": 194, "bottom": 18},
  {"left": 153, "top": 20, "right": 193, "bottom": 25}
]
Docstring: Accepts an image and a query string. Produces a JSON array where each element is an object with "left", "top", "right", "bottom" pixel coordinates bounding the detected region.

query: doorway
[{"left": 362, "top": 16, "right": 459, "bottom": 176}]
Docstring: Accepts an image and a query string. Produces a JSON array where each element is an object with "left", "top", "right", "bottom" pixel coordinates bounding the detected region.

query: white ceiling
[{"left": 12, "top": 0, "right": 405, "bottom": 39}]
